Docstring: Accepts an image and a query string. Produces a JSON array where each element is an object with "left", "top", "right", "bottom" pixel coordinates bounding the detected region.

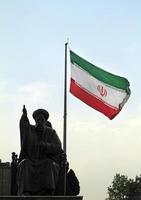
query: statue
[
  {"left": 17, "top": 105, "right": 62, "bottom": 196},
  {"left": 11, "top": 152, "right": 18, "bottom": 195},
  {"left": 66, "top": 162, "right": 80, "bottom": 195}
]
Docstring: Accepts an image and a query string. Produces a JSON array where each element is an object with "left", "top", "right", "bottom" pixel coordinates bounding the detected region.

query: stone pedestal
[{"left": 0, "top": 196, "right": 83, "bottom": 200}]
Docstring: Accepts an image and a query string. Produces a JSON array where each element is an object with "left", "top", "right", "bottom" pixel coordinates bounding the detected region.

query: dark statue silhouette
[
  {"left": 15, "top": 105, "right": 80, "bottom": 196},
  {"left": 17, "top": 106, "right": 62, "bottom": 195}
]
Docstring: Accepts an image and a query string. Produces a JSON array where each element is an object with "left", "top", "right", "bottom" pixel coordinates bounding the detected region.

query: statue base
[{"left": 0, "top": 196, "right": 83, "bottom": 200}]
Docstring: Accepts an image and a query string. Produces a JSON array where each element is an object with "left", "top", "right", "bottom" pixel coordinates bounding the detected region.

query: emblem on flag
[{"left": 97, "top": 85, "right": 107, "bottom": 97}]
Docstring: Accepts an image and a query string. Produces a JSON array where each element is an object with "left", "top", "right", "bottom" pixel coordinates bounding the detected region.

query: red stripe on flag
[{"left": 70, "top": 78, "right": 120, "bottom": 119}]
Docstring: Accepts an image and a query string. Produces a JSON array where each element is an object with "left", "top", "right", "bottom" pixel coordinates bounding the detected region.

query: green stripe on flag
[{"left": 70, "top": 50, "right": 130, "bottom": 92}]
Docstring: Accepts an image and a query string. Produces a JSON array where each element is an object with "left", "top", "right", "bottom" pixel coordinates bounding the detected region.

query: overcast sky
[{"left": 0, "top": 1, "right": 141, "bottom": 199}]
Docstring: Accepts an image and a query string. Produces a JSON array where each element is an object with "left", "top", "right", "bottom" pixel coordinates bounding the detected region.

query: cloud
[
  {"left": 0, "top": 81, "right": 54, "bottom": 106},
  {"left": 0, "top": 80, "right": 62, "bottom": 121},
  {"left": 139, "top": 104, "right": 141, "bottom": 111}
]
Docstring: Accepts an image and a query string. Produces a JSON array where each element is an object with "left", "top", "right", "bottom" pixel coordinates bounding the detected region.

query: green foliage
[
  {"left": 129, "top": 175, "right": 141, "bottom": 199},
  {"left": 106, "top": 174, "right": 141, "bottom": 200},
  {"left": 106, "top": 174, "right": 133, "bottom": 200}
]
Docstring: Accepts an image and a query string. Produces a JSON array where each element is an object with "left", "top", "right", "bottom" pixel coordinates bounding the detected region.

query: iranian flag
[{"left": 70, "top": 50, "right": 131, "bottom": 119}]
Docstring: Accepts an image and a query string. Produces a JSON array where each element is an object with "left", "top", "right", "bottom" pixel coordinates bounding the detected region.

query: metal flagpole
[
  {"left": 63, "top": 42, "right": 68, "bottom": 154},
  {"left": 63, "top": 42, "right": 68, "bottom": 195}
]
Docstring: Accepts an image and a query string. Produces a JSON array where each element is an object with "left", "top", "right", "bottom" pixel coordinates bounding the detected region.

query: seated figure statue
[{"left": 17, "top": 105, "right": 62, "bottom": 196}]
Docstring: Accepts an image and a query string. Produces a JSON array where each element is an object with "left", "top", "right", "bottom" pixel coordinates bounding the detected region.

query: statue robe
[{"left": 17, "top": 113, "right": 62, "bottom": 195}]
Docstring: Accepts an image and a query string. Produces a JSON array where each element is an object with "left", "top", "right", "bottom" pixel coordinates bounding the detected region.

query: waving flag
[{"left": 70, "top": 50, "right": 131, "bottom": 119}]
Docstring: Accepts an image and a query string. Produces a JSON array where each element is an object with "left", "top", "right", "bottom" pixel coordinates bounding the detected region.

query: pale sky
[{"left": 0, "top": 1, "right": 141, "bottom": 200}]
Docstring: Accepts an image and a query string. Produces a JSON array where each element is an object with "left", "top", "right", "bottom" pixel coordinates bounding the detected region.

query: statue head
[{"left": 32, "top": 109, "right": 49, "bottom": 131}]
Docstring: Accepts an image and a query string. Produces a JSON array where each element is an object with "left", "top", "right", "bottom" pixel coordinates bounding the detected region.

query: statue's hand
[{"left": 22, "top": 105, "right": 27, "bottom": 115}]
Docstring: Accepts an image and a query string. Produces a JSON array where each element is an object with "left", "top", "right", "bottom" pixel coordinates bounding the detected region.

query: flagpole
[
  {"left": 63, "top": 42, "right": 68, "bottom": 195},
  {"left": 63, "top": 42, "right": 68, "bottom": 154}
]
